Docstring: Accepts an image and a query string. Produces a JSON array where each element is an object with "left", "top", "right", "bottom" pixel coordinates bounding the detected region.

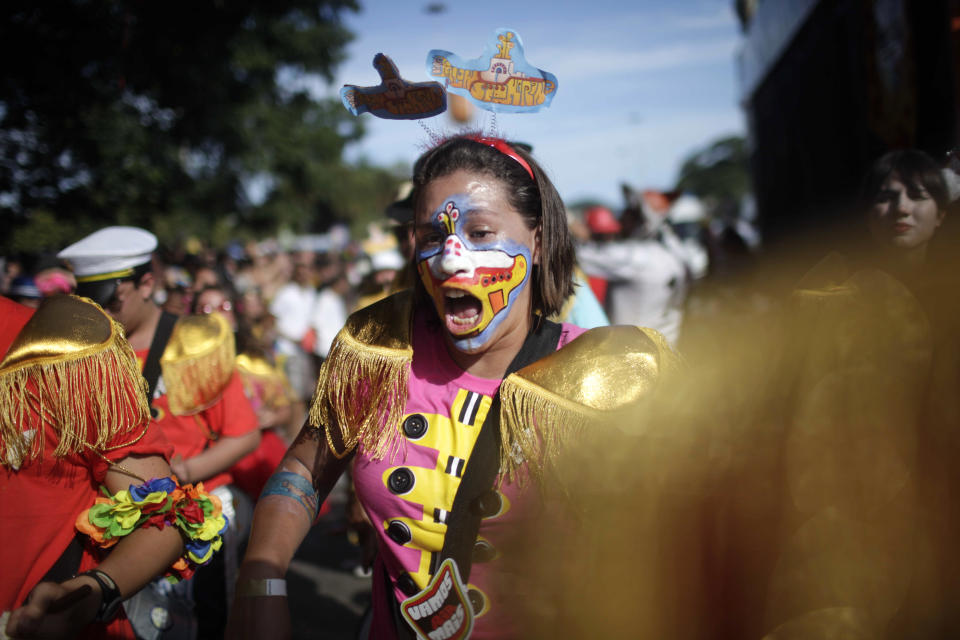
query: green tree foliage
[
  {"left": 675, "top": 135, "right": 750, "bottom": 203},
  {"left": 0, "top": 0, "right": 402, "bottom": 252}
]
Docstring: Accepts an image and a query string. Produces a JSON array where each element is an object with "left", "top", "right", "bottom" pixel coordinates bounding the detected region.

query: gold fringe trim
[
  {"left": 161, "top": 314, "right": 236, "bottom": 416},
  {"left": 308, "top": 328, "right": 412, "bottom": 459},
  {"left": 498, "top": 373, "right": 596, "bottom": 485},
  {"left": 0, "top": 306, "right": 150, "bottom": 469}
]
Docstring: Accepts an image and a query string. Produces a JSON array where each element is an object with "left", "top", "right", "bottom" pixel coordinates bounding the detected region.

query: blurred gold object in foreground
[{"left": 499, "top": 246, "right": 960, "bottom": 639}]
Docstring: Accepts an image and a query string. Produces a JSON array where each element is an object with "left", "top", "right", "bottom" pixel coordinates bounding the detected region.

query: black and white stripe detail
[
  {"left": 445, "top": 455, "right": 466, "bottom": 478},
  {"left": 433, "top": 507, "right": 449, "bottom": 524},
  {"left": 458, "top": 391, "right": 483, "bottom": 426}
]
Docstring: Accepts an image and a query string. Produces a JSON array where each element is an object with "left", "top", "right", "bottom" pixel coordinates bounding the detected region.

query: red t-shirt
[
  {"left": 136, "top": 350, "right": 258, "bottom": 490},
  {"left": 0, "top": 297, "right": 34, "bottom": 357}
]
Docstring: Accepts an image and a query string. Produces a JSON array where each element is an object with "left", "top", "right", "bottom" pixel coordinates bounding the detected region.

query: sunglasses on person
[{"left": 198, "top": 300, "right": 233, "bottom": 314}]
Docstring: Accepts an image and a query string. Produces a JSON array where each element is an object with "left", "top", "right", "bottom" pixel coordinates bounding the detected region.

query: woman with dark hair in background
[
  {"left": 862, "top": 149, "right": 950, "bottom": 279},
  {"left": 864, "top": 150, "right": 960, "bottom": 637},
  {"left": 778, "top": 148, "right": 960, "bottom": 637}
]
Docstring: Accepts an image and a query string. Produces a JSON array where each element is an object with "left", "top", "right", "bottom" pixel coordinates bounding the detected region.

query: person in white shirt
[
  {"left": 577, "top": 189, "right": 698, "bottom": 346},
  {"left": 310, "top": 268, "right": 350, "bottom": 360},
  {"left": 269, "top": 257, "right": 317, "bottom": 401}
]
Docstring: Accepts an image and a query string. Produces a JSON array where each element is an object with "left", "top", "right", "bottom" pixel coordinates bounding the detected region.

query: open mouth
[{"left": 443, "top": 288, "right": 483, "bottom": 335}]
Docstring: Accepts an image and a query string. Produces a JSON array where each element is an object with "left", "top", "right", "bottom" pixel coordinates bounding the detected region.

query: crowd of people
[{"left": 3, "top": 140, "right": 960, "bottom": 640}]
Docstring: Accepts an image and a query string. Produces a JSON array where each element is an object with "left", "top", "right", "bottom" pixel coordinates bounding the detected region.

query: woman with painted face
[{"left": 227, "top": 135, "right": 674, "bottom": 639}]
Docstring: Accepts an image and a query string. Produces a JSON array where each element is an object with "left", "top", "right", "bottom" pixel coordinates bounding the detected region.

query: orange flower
[
  {"left": 207, "top": 491, "right": 223, "bottom": 514},
  {"left": 75, "top": 509, "right": 118, "bottom": 548}
]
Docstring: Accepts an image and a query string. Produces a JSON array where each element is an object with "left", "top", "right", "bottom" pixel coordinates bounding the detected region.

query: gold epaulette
[
  {"left": 0, "top": 295, "right": 150, "bottom": 468},
  {"left": 160, "top": 312, "right": 236, "bottom": 415},
  {"left": 499, "top": 325, "right": 678, "bottom": 483},
  {"left": 309, "top": 290, "right": 414, "bottom": 459}
]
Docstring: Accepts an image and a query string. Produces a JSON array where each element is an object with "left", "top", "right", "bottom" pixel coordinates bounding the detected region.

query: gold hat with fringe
[
  {"left": 160, "top": 312, "right": 236, "bottom": 416},
  {"left": 0, "top": 295, "right": 150, "bottom": 468}
]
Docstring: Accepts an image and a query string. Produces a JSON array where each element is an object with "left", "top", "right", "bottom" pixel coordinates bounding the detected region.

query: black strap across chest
[
  {"left": 438, "top": 317, "right": 562, "bottom": 582},
  {"left": 143, "top": 311, "right": 178, "bottom": 406}
]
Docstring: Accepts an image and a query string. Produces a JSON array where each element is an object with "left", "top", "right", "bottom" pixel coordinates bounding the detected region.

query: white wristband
[{"left": 237, "top": 578, "right": 287, "bottom": 597}]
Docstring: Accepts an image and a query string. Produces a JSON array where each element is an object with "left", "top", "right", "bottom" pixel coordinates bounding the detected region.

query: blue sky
[{"left": 311, "top": 0, "right": 745, "bottom": 207}]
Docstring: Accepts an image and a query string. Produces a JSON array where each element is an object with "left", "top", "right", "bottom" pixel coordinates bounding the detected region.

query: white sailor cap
[
  {"left": 58, "top": 226, "right": 158, "bottom": 305},
  {"left": 369, "top": 247, "right": 406, "bottom": 272}
]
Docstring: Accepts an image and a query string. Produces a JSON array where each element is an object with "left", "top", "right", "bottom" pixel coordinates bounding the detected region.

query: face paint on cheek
[
  {"left": 448, "top": 243, "right": 530, "bottom": 352},
  {"left": 417, "top": 197, "right": 533, "bottom": 352}
]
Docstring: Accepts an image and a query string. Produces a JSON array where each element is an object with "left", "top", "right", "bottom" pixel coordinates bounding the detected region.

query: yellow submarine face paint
[{"left": 417, "top": 197, "right": 530, "bottom": 352}]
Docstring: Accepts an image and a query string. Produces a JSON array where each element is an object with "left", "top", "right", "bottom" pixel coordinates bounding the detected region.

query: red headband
[{"left": 464, "top": 135, "right": 535, "bottom": 181}]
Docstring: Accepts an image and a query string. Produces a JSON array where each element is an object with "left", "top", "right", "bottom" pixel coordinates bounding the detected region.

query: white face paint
[{"left": 429, "top": 220, "right": 518, "bottom": 280}]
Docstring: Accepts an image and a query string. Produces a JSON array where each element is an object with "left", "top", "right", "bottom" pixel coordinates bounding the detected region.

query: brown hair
[{"left": 411, "top": 136, "right": 575, "bottom": 317}]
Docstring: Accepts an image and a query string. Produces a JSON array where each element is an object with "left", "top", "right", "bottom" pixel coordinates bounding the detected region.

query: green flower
[{"left": 88, "top": 499, "right": 139, "bottom": 538}]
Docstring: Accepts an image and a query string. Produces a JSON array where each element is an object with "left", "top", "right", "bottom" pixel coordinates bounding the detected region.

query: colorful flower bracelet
[{"left": 76, "top": 476, "right": 228, "bottom": 582}]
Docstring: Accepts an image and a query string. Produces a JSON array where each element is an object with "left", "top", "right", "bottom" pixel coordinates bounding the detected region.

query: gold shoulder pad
[
  {"left": 160, "top": 312, "right": 236, "bottom": 415},
  {"left": 2, "top": 295, "right": 114, "bottom": 369},
  {"left": 0, "top": 295, "right": 149, "bottom": 467},
  {"left": 309, "top": 290, "right": 414, "bottom": 459},
  {"left": 499, "top": 325, "right": 678, "bottom": 483}
]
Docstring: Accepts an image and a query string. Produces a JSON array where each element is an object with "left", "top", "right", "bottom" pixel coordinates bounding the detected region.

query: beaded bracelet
[{"left": 76, "top": 476, "right": 228, "bottom": 582}]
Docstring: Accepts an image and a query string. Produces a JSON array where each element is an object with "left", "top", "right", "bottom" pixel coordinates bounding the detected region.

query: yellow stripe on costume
[
  {"left": 75, "top": 268, "right": 135, "bottom": 283},
  {"left": 379, "top": 393, "right": 493, "bottom": 590}
]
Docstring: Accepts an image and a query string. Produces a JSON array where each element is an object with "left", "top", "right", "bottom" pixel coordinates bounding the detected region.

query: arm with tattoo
[
  {"left": 227, "top": 421, "right": 353, "bottom": 639},
  {"left": 235, "top": 421, "right": 353, "bottom": 581},
  {"left": 260, "top": 471, "right": 320, "bottom": 521}
]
